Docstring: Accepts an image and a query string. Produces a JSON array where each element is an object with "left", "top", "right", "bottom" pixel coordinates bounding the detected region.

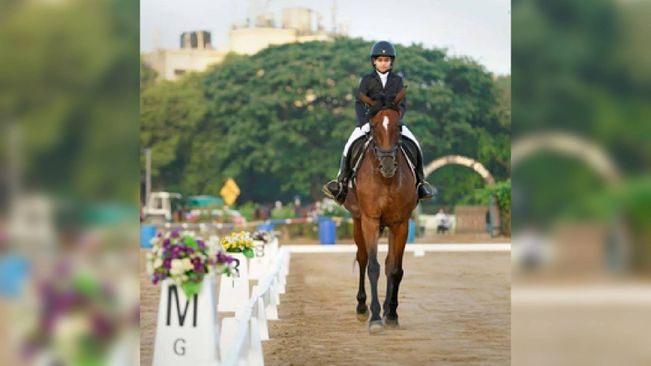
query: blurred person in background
[{"left": 434, "top": 208, "right": 450, "bottom": 234}]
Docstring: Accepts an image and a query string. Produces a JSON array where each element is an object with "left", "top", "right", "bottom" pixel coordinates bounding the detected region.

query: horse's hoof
[
  {"left": 384, "top": 316, "right": 400, "bottom": 329},
  {"left": 368, "top": 320, "right": 384, "bottom": 334},
  {"left": 356, "top": 310, "right": 369, "bottom": 322}
]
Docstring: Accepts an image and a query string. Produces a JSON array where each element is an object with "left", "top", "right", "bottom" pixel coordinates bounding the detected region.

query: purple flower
[
  {"left": 197, "top": 240, "right": 206, "bottom": 250},
  {"left": 163, "top": 238, "right": 170, "bottom": 247},
  {"left": 152, "top": 274, "right": 159, "bottom": 285},
  {"left": 163, "top": 258, "right": 172, "bottom": 269},
  {"left": 91, "top": 312, "right": 114, "bottom": 340},
  {"left": 171, "top": 229, "right": 180, "bottom": 238},
  {"left": 216, "top": 252, "right": 234, "bottom": 264}
]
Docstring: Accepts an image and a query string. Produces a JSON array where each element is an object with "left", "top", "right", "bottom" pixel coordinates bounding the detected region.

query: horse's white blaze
[{"left": 382, "top": 116, "right": 389, "bottom": 131}]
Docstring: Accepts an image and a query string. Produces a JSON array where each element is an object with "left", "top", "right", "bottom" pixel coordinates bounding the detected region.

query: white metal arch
[{"left": 423, "top": 155, "right": 499, "bottom": 236}]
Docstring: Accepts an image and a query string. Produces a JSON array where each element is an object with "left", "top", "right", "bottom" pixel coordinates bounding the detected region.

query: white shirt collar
[{"left": 376, "top": 70, "right": 389, "bottom": 87}]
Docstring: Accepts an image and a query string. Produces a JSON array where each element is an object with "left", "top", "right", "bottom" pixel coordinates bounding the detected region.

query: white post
[
  {"left": 218, "top": 252, "right": 249, "bottom": 313},
  {"left": 153, "top": 277, "right": 220, "bottom": 365},
  {"left": 247, "top": 316, "right": 264, "bottom": 366},
  {"left": 251, "top": 287, "right": 269, "bottom": 341}
]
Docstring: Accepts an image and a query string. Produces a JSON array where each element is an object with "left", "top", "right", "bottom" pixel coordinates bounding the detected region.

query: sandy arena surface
[{"left": 140, "top": 247, "right": 510, "bottom": 365}]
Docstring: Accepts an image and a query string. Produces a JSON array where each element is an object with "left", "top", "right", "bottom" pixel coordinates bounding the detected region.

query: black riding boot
[
  {"left": 323, "top": 153, "right": 353, "bottom": 205},
  {"left": 415, "top": 147, "right": 435, "bottom": 201}
]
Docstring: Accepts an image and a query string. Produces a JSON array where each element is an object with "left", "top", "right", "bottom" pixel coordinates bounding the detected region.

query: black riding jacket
[{"left": 355, "top": 70, "right": 407, "bottom": 127}]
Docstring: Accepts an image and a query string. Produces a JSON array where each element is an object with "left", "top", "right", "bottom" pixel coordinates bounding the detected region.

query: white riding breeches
[{"left": 341, "top": 123, "right": 421, "bottom": 157}]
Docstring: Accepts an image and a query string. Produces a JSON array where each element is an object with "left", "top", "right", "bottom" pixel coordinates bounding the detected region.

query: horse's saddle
[{"left": 348, "top": 135, "right": 418, "bottom": 188}]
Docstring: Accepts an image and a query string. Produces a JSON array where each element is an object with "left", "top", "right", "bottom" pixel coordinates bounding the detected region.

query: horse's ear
[
  {"left": 358, "top": 92, "right": 375, "bottom": 106},
  {"left": 394, "top": 86, "right": 407, "bottom": 105}
]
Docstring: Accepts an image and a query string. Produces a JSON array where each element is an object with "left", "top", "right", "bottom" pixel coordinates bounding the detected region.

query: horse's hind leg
[
  {"left": 384, "top": 221, "right": 408, "bottom": 329},
  {"left": 354, "top": 218, "right": 369, "bottom": 321}
]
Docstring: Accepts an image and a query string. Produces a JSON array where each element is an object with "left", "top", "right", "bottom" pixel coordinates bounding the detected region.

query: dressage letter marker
[
  {"left": 248, "top": 240, "right": 271, "bottom": 280},
  {"left": 218, "top": 252, "right": 249, "bottom": 313},
  {"left": 153, "top": 278, "right": 220, "bottom": 366}
]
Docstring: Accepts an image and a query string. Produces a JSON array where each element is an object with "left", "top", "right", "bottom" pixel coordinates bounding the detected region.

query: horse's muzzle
[
  {"left": 373, "top": 144, "right": 399, "bottom": 178},
  {"left": 379, "top": 157, "right": 397, "bottom": 178}
]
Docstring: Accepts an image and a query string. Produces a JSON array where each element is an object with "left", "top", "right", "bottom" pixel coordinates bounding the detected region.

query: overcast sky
[{"left": 141, "top": 0, "right": 510, "bottom": 75}]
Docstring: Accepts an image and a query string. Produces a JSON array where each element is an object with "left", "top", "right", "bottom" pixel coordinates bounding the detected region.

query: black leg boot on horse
[
  {"left": 323, "top": 153, "right": 353, "bottom": 205},
  {"left": 415, "top": 148, "right": 435, "bottom": 200},
  {"left": 401, "top": 137, "right": 436, "bottom": 201},
  {"left": 323, "top": 137, "right": 366, "bottom": 205}
]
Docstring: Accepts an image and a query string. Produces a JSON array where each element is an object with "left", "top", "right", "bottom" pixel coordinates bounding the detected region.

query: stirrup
[
  {"left": 417, "top": 182, "right": 434, "bottom": 200},
  {"left": 322, "top": 182, "right": 338, "bottom": 200},
  {"left": 323, "top": 180, "right": 347, "bottom": 204}
]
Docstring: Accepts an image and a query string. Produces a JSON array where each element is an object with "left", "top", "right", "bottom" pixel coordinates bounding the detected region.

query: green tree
[{"left": 140, "top": 38, "right": 510, "bottom": 204}]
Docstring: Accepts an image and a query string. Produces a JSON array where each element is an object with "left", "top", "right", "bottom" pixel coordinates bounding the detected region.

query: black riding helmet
[{"left": 370, "top": 40, "right": 396, "bottom": 67}]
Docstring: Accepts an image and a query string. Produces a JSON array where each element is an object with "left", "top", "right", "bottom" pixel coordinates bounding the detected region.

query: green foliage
[
  {"left": 141, "top": 60, "right": 158, "bottom": 91},
  {"left": 565, "top": 177, "right": 651, "bottom": 272},
  {"left": 1, "top": 0, "right": 139, "bottom": 204},
  {"left": 320, "top": 200, "right": 350, "bottom": 218},
  {"left": 270, "top": 206, "right": 294, "bottom": 220},
  {"left": 140, "top": 38, "right": 510, "bottom": 204},
  {"left": 512, "top": 0, "right": 651, "bottom": 232},
  {"left": 140, "top": 74, "right": 207, "bottom": 192},
  {"left": 336, "top": 221, "right": 354, "bottom": 240},
  {"left": 235, "top": 201, "right": 257, "bottom": 221},
  {"left": 478, "top": 179, "right": 512, "bottom": 236},
  {"left": 287, "top": 223, "right": 319, "bottom": 240},
  {"left": 180, "top": 281, "right": 201, "bottom": 299}
]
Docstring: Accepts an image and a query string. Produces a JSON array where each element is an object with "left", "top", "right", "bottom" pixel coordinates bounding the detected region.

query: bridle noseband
[{"left": 372, "top": 138, "right": 399, "bottom": 179}]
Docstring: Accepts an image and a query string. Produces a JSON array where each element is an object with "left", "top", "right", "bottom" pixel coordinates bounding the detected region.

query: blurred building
[
  {"left": 142, "top": 7, "right": 336, "bottom": 82},
  {"left": 141, "top": 30, "right": 226, "bottom": 82}
]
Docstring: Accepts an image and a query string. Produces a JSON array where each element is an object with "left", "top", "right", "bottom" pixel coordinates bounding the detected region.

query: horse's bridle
[
  {"left": 368, "top": 105, "right": 402, "bottom": 178},
  {"left": 372, "top": 141, "right": 399, "bottom": 178}
]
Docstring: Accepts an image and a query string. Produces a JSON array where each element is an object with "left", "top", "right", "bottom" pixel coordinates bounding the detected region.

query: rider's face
[{"left": 373, "top": 56, "right": 392, "bottom": 73}]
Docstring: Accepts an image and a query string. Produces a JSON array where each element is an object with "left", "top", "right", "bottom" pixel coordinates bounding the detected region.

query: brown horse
[{"left": 344, "top": 88, "right": 418, "bottom": 334}]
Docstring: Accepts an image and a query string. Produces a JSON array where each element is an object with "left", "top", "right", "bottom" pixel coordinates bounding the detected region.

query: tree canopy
[{"left": 141, "top": 37, "right": 511, "bottom": 204}]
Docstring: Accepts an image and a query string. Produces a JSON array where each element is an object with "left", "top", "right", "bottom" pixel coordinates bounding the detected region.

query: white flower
[
  {"left": 153, "top": 258, "right": 163, "bottom": 269},
  {"left": 52, "top": 313, "right": 91, "bottom": 362},
  {"left": 182, "top": 258, "right": 193, "bottom": 271},
  {"left": 170, "top": 259, "right": 185, "bottom": 276}
]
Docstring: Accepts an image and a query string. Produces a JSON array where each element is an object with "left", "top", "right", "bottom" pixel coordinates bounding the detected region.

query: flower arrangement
[
  {"left": 22, "top": 264, "right": 135, "bottom": 365},
  {"left": 251, "top": 230, "right": 276, "bottom": 244},
  {"left": 220, "top": 231, "right": 255, "bottom": 258},
  {"left": 147, "top": 228, "right": 235, "bottom": 297}
]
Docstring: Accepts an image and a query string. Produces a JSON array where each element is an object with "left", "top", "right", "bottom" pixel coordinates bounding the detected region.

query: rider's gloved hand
[
  {"left": 361, "top": 123, "right": 371, "bottom": 134},
  {"left": 368, "top": 100, "right": 382, "bottom": 116}
]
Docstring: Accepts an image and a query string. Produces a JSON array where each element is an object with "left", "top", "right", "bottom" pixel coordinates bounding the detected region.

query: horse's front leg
[
  {"left": 384, "top": 220, "right": 408, "bottom": 329},
  {"left": 361, "top": 216, "right": 382, "bottom": 333},
  {"left": 354, "top": 218, "right": 369, "bottom": 321}
]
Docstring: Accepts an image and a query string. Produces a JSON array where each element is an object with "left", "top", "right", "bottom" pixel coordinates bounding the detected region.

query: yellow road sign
[{"left": 220, "top": 178, "right": 240, "bottom": 205}]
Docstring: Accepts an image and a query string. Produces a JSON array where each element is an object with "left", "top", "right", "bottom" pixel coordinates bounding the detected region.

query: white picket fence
[
  {"left": 152, "top": 238, "right": 290, "bottom": 366},
  {"left": 220, "top": 246, "right": 289, "bottom": 366}
]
